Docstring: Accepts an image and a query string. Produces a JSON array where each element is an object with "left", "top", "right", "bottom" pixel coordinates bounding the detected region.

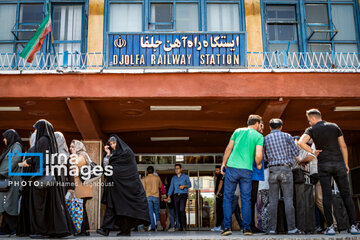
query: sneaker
[
  {"left": 288, "top": 228, "right": 304, "bottom": 235},
  {"left": 324, "top": 225, "right": 336, "bottom": 235},
  {"left": 211, "top": 226, "right": 222, "bottom": 232},
  {"left": 156, "top": 221, "right": 163, "bottom": 231},
  {"left": 350, "top": 224, "right": 360, "bottom": 235},
  {"left": 267, "top": 230, "right": 276, "bottom": 235},
  {"left": 221, "top": 228, "right": 232, "bottom": 236},
  {"left": 315, "top": 226, "right": 323, "bottom": 233},
  {"left": 252, "top": 227, "right": 265, "bottom": 234},
  {"left": 243, "top": 229, "right": 253, "bottom": 235},
  {"left": 168, "top": 227, "right": 175, "bottom": 232}
]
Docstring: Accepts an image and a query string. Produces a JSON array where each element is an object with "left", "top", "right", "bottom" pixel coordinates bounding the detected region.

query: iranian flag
[{"left": 20, "top": 3, "right": 52, "bottom": 63}]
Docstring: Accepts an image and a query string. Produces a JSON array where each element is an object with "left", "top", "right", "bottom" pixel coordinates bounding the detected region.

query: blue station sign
[{"left": 108, "top": 33, "right": 246, "bottom": 67}]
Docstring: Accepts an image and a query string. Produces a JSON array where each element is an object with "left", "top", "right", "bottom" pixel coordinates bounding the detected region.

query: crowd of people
[
  {"left": 0, "top": 108, "right": 358, "bottom": 238},
  {"left": 215, "top": 109, "right": 359, "bottom": 236}
]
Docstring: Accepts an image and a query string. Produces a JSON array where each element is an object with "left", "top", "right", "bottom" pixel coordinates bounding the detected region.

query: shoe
[
  {"left": 117, "top": 231, "right": 131, "bottom": 236},
  {"left": 75, "top": 232, "right": 90, "bottom": 237},
  {"left": 211, "top": 226, "right": 222, "bottom": 232},
  {"left": 156, "top": 221, "right": 163, "bottom": 231},
  {"left": 350, "top": 224, "right": 360, "bottom": 235},
  {"left": 168, "top": 227, "right": 175, "bottom": 232},
  {"left": 252, "top": 227, "right": 264, "bottom": 234},
  {"left": 324, "top": 225, "right": 336, "bottom": 235},
  {"left": 96, "top": 228, "right": 109, "bottom": 236},
  {"left": 288, "top": 228, "right": 304, "bottom": 235},
  {"left": 29, "top": 234, "right": 51, "bottom": 239},
  {"left": 267, "top": 230, "right": 276, "bottom": 235},
  {"left": 315, "top": 226, "right": 323, "bottom": 233},
  {"left": 221, "top": 228, "right": 232, "bottom": 236},
  {"left": 243, "top": 229, "right": 253, "bottom": 235}
]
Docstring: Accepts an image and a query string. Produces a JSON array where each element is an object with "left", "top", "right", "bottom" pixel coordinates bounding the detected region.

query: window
[
  {"left": 107, "top": 0, "right": 245, "bottom": 32},
  {"left": 262, "top": 0, "right": 359, "bottom": 53},
  {"left": 150, "top": 3, "right": 173, "bottom": 30},
  {"left": 0, "top": 4, "right": 16, "bottom": 52},
  {"left": 265, "top": 5, "right": 298, "bottom": 52},
  {"left": 0, "top": 0, "right": 87, "bottom": 55},
  {"left": 176, "top": 3, "right": 198, "bottom": 31},
  {"left": 53, "top": 5, "right": 83, "bottom": 54},
  {"left": 207, "top": 4, "right": 240, "bottom": 31},
  {"left": 109, "top": 4, "right": 142, "bottom": 32}
]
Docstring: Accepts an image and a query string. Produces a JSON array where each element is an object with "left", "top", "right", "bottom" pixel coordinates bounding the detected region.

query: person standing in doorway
[
  {"left": 142, "top": 166, "right": 163, "bottom": 231},
  {"left": 167, "top": 164, "right": 191, "bottom": 231},
  {"left": 298, "top": 109, "right": 360, "bottom": 235},
  {"left": 211, "top": 166, "right": 224, "bottom": 232},
  {"left": 220, "top": 114, "right": 264, "bottom": 236},
  {"left": 264, "top": 118, "right": 302, "bottom": 235}
]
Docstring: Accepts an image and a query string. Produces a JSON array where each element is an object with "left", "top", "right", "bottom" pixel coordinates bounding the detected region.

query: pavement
[{"left": 3, "top": 231, "right": 360, "bottom": 239}]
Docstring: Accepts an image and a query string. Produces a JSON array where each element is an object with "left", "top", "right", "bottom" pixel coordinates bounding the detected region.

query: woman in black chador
[
  {"left": 97, "top": 135, "right": 150, "bottom": 236},
  {"left": 20, "top": 119, "right": 73, "bottom": 238}
]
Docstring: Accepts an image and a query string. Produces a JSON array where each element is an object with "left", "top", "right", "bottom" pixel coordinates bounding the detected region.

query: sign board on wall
[{"left": 109, "top": 33, "right": 246, "bottom": 67}]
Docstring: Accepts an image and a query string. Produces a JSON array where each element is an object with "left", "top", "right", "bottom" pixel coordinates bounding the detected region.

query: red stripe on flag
[{"left": 26, "top": 24, "right": 52, "bottom": 63}]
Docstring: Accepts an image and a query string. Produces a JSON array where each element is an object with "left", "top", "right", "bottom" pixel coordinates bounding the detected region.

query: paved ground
[{"left": 4, "top": 231, "right": 360, "bottom": 239}]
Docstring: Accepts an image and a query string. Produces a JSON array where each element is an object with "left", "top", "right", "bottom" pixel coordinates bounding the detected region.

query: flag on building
[{"left": 20, "top": 3, "right": 52, "bottom": 63}]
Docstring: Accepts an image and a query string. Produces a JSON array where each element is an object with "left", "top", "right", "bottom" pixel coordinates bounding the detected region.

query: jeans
[
  {"left": 169, "top": 206, "right": 179, "bottom": 228},
  {"left": 232, "top": 195, "right": 242, "bottom": 228},
  {"left": 174, "top": 194, "right": 188, "bottom": 229},
  {"left": 268, "top": 166, "right": 296, "bottom": 231},
  {"left": 147, "top": 196, "right": 160, "bottom": 229},
  {"left": 223, "top": 167, "right": 253, "bottom": 230},
  {"left": 318, "top": 161, "right": 356, "bottom": 226}
]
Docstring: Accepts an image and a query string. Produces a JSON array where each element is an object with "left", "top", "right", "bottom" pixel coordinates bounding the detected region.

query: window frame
[
  {"left": 0, "top": 0, "right": 88, "bottom": 55},
  {"left": 260, "top": 0, "right": 360, "bottom": 53}
]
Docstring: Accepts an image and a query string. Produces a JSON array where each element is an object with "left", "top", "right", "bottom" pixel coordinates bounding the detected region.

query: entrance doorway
[{"left": 137, "top": 154, "right": 223, "bottom": 230}]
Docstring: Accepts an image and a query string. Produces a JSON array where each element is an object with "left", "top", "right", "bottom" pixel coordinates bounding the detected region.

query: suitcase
[
  {"left": 294, "top": 183, "right": 316, "bottom": 233},
  {"left": 332, "top": 193, "right": 350, "bottom": 231},
  {"left": 276, "top": 198, "right": 288, "bottom": 233}
]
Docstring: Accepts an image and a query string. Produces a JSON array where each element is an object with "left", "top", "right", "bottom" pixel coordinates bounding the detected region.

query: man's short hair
[
  {"left": 147, "top": 166, "right": 154, "bottom": 174},
  {"left": 306, "top": 109, "right": 322, "bottom": 118},
  {"left": 175, "top": 163, "right": 182, "bottom": 169},
  {"left": 215, "top": 165, "right": 221, "bottom": 169},
  {"left": 269, "top": 118, "right": 283, "bottom": 129},
  {"left": 247, "top": 115, "right": 262, "bottom": 126}
]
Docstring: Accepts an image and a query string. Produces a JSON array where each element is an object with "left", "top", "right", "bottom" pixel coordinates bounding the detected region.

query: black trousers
[
  {"left": 250, "top": 181, "right": 259, "bottom": 230},
  {"left": 215, "top": 195, "right": 223, "bottom": 227},
  {"left": 1, "top": 212, "right": 17, "bottom": 234},
  {"left": 174, "top": 194, "right": 188, "bottom": 229},
  {"left": 101, "top": 207, "right": 131, "bottom": 234},
  {"left": 80, "top": 198, "right": 90, "bottom": 233},
  {"left": 318, "top": 162, "right": 356, "bottom": 226}
]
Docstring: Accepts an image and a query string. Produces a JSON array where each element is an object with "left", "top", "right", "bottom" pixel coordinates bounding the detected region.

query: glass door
[{"left": 186, "top": 170, "right": 215, "bottom": 230}]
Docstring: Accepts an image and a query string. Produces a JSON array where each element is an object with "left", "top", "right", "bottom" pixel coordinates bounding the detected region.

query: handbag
[
  {"left": 65, "top": 193, "right": 83, "bottom": 233},
  {"left": 79, "top": 159, "right": 102, "bottom": 184},
  {"left": 292, "top": 167, "right": 305, "bottom": 184}
]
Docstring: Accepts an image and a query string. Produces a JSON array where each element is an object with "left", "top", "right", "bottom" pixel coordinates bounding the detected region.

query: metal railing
[{"left": 0, "top": 51, "right": 359, "bottom": 71}]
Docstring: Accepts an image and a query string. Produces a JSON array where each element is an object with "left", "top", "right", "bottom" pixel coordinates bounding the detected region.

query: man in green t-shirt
[{"left": 220, "top": 115, "right": 263, "bottom": 236}]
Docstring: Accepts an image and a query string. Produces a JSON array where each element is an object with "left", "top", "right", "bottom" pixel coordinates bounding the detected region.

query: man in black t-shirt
[
  {"left": 298, "top": 109, "right": 359, "bottom": 236},
  {"left": 211, "top": 166, "right": 224, "bottom": 231}
]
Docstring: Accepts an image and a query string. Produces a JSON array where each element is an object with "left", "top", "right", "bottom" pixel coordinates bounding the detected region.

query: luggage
[
  {"left": 294, "top": 183, "right": 316, "bottom": 233},
  {"left": 332, "top": 193, "right": 349, "bottom": 231},
  {"left": 276, "top": 198, "right": 288, "bottom": 233},
  {"left": 256, "top": 189, "right": 270, "bottom": 232},
  {"left": 65, "top": 193, "right": 84, "bottom": 233}
]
